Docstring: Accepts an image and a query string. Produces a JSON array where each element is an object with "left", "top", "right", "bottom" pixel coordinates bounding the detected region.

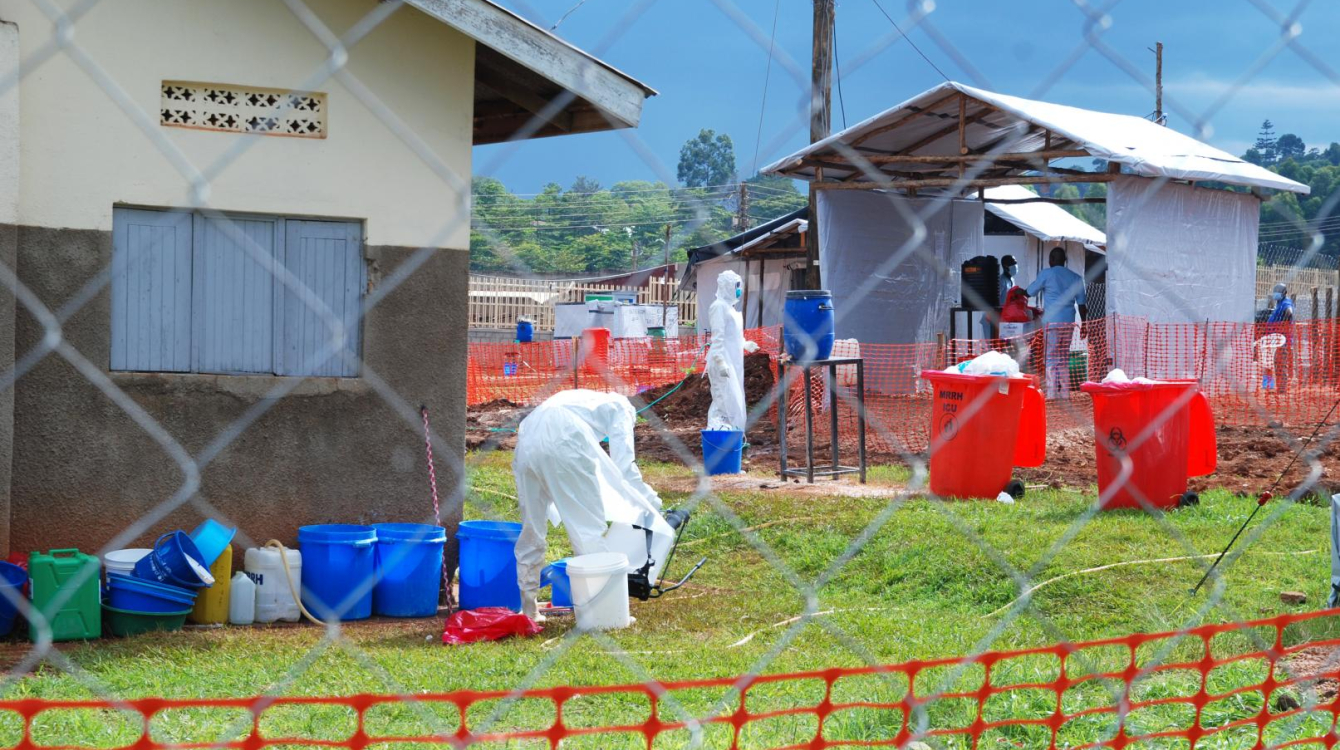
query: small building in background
[{"left": 682, "top": 207, "right": 808, "bottom": 333}]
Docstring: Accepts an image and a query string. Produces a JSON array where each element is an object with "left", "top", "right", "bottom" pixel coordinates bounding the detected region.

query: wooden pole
[
  {"left": 1155, "top": 42, "right": 1164, "bottom": 125},
  {"left": 663, "top": 223, "right": 671, "bottom": 327},
  {"left": 807, "top": 0, "right": 834, "bottom": 290},
  {"left": 813, "top": 173, "right": 1117, "bottom": 192},
  {"left": 800, "top": 149, "right": 1087, "bottom": 167}
]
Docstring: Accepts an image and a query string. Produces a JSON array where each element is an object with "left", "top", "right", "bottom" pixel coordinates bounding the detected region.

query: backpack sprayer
[
  {"left": 614, "top": 509, "right": 706, "bottom": 601},
  {"left": 1191, "top": 395, "right": 1340, "bottom": 596}
]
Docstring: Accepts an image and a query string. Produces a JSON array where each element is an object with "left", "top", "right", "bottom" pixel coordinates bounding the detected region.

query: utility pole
[
  {"left": 737, "top": 182, "right": 751, "bottom": 231},
  {"left": 1154, "top": 41, "right": 1164, "bottom": 125},
  {"left": 662, "top": 223, "right": 671, "bottom": 327},
  {"left": 807, "top": 0, "right": 834, "bottom": 289}
]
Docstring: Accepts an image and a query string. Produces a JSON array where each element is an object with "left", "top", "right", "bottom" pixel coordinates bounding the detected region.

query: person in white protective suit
[
  {"left": 512, "top": 389, "right": 673, "bottom": 620},
  {"left": 705, "top": 270, "right": 759, "bottom": 431}
]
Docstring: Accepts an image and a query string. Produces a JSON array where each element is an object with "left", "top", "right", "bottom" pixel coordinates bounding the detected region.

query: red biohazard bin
[
  {"left": 920, "top": 370, "right": 1047, "bottom": 499},
  {"left": 580, "top": 327, "right": 611, "bottom": 373},
  {"left": 1080, "top": 380, "right": 1216, "bottom": 510}
]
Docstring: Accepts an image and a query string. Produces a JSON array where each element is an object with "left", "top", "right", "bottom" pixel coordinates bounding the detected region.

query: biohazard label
[
  {"left": 938, "top": 412, "right": 959, "bottom": 441},
  {"left": 1107, "top": 426, "right": 1128, "bottom": 452},
  {"left": 938, "top": 389, "right": 962, "bottom": 441}
]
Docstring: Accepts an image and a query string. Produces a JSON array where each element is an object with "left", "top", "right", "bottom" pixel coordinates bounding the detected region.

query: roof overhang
[
  {"left": 408, "top": 0, "right": 657, "bottom": 144},
  {"left": 983, "top": 185, "right": 1106, "bottom": 248},
  {"left": 763, "top": 81, "right": 1308, "bottom": 195}
]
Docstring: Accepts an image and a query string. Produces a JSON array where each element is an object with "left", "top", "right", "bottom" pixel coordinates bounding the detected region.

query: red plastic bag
[{"left": 442, "top": 607, "right": 542, "bottom": 645}]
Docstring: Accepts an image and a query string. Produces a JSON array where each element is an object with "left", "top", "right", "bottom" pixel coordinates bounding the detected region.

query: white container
[
  {"left": 228, "top": 572, "right": 256, "bottom": 625},
  {"left": 605, "top": 521, "right": 675, "bottom": 585},
  {"left": 244, "top": 547, "right": 302, "bottom": 624},
  {"left": 102, "top": 548, "right": 151, "bottom": 577},
  {"left": 567, "top": 552, "right": 631, "bottom": 631}
]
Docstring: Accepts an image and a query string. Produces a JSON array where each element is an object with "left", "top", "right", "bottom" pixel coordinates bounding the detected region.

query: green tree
[
  {"left": 677, "top": 129, "right": 736, "bottom": 188},
  {"left": 1254, "top": 120, "right": 1277, "bottom": 164},
  {"left": 744, "top": 173, "right": 808, "bottom": 224},
  {"left": 1275, "top": 133, "right": 1306, "bottom": 162}
]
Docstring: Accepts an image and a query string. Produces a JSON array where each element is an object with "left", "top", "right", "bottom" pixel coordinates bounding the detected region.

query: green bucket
[
  {"left": 1068, "top": 351, "right": 1089, "bottom": 391},
  {"left": 647, "top": 326, "right": 666, "bottom": 339}
]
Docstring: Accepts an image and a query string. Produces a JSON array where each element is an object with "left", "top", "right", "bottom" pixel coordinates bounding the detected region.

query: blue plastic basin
[
  {"left": 702, "top": 429, "right": 744, "bottom": 475},
  {"left": 783, "top": 290, "right": 836, "bottom": 362},
  {"left": 133, "top": 531, "right": 211, "bottom": 589},
  {"left": 189, "top": 519, "right": 237, "bottom": 568},
  {"left": 0, "top": 562, "right": 27, "bottom": 636},
  {"left": 456, "top": 521, "right": 522, "bottom": 611},
  {"left": 372, "top": 523, "right": 445, "bottom": 618},
  {"left": 106, "top": 573, "right": 197, "bottom": 613},
  {"left": 299, "top": 524, "right": 377, "bottom": 621}
]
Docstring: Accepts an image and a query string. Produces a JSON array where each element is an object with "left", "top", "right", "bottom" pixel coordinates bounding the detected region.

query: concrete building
[{"left": 0, "top": 0, "right": 653, "bottom": 560}]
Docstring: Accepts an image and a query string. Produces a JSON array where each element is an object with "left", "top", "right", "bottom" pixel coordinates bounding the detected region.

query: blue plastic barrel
[
  {"left": 456, "top": 521, "right": 522, "bottom": 611},
  {"left": 783, "top": 290, "right": 836, "bottom": 362},
  {"left": 516, "top": 319, "right": 534, "bottom": 343},
  {"left": 372, "top": 523, "right": 445, "bottom": 618},
  {"left": 541, "top": 560, "right": 572, "bottom": 608},
  {"left": 0, "top": 562, "right": 27, "bottom": 637},
  {"left": 701, "top": 430, "right": 744, "bottom": 475},
  {"left": 299, "top": 524, "right": 377, "bottom": 621}
]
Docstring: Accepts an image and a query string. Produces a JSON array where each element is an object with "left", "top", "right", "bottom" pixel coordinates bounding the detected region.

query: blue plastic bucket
[
  {"left": 299, "top": 524, "right": 377, "bottom": 621},
  {"left": 106, "top": 573, "right": 197, "bottom": 613},
  {"left": 516, "top": 320, "right": 534, "bottom": 343},
  {"left": 189, "top": 519, "right": 236, "bottom": 568},
  {"left": 0, "top": 562, "right": 27, "bottom": 637},
  {"left": 783, "top": 290, "right": 835, "bottom": 362},
  {"left": 456, "top": 521, "right": 522, "bottom": 611},
  {"left": 372, "top": 523, "right": 445, "bottom": 618},
  {"left": 134, "top": 532, "right": 211, "bottom": 589},
  {"left": 702, "top": 430, "right": 744, "bottom": 475},
  {"left": 541, "top": 560, "right": 572, "bottom": 608}
]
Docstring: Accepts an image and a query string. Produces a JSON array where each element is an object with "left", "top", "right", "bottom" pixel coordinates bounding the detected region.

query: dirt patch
[
  {"left": 1283, "top": 645, "right": 1340, "bottom": 704},
  {"left": 465, "top": 398, "right": 527, "bottom": 451}
]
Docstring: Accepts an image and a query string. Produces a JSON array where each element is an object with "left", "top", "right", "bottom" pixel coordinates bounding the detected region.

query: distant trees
[
  {"left": 677, "top": 129, "right": 737, "bottom": 188},
  {"left": 1243, "top": 127, "right": 1340, "bottom": 258}
]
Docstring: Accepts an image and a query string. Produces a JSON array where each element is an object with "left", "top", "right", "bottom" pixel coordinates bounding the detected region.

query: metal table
[{"left": 778, "top": 358, "right": 866, "bottom": 483}]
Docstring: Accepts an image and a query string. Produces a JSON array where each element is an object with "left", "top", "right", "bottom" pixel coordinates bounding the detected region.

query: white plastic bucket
[
  {"left": 566, "top": 552, "right": 630, "bottom": 631},
  {"left": 103, "top": 548, "right": 152, "bottom": 577}
]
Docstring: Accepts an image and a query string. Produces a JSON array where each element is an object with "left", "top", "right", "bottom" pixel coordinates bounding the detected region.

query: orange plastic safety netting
[{"left": 10, "top": 610, "right": 1340, "bottom": 749}]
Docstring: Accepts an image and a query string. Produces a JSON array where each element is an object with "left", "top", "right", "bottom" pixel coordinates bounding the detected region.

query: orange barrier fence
[
  {"left": 468, "top": 316, "right": 1340, "bottom": 455},
  {"left": 14, "top": 610, "right": 1340, "bottom": 749}
]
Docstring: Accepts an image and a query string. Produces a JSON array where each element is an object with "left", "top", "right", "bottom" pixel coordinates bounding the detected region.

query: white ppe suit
[
  {"left": 512, "top": 390, "right": 672, "bottom": 618},
  {"left": 706, "top": 270, "right": 756, "bottom": 431}
]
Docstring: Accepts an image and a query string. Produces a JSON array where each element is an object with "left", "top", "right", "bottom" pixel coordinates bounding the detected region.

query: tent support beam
[
  {"left": 814, "top": 173, "right": 1117, "bottom": 191},
  {"left": 849, "top": 92, "right": 962, "bottom": 146},
  {"left": 985, "top": 196, "right": 1108, "bottom": 205},
  {"left": 800, "top": 149, "right": 1087, "bottom": 167}
]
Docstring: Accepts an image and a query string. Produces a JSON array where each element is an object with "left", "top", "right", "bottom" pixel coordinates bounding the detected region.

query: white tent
[{"left": 765, "top": 81, "right": 1308, "bottom": 329}]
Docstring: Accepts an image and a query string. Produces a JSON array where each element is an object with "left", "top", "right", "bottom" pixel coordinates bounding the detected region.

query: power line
[
  {"left": 549, "top": 0, "right": 589, "bottom": 31},
  {"left": 870, "top": 0, "right": 949, "bottom": 82},
  {"left": 833, "top": 9, "right": 848, "bottom": 130},
  {"left": 476, "top": 181, "right": 781, "bottom": 198},
  {"left": 750, "top": 0, "right": 782, "bottom": 177}
]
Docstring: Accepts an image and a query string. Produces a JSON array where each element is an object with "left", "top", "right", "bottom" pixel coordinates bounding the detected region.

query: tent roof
[
  {"left": 983, "top": 185, "right": 1107, "bottom": 248},
  {"left": 681, "top": 207, "right": 808, "bottom": 289},
  {"left": 763, "top": 82, "right": 1307, "bottom": 195}
]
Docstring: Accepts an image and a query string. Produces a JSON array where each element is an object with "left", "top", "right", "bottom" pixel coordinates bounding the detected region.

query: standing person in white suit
[
  {"left": 511, "top": 389, "right": 672, "bottom": 620},
  {"left": 706, "top": 270, "right": 758, "bottom": 432}
]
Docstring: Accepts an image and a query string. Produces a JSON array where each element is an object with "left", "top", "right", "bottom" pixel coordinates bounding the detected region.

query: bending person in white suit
[{"left": 512, "top": 389, "right": 672, "bottom": 620}]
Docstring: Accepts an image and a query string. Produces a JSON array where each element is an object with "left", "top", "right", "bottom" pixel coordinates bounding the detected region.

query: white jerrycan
[
  {"left": 228, "top": 572, "right": 256, "bottom": 625},
  {"left": 244, "top": 547, "right": 302, "bottom": 623}
]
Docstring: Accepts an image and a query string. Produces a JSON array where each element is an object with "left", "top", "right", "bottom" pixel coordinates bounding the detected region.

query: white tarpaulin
[
  {"left": 765, "top": 82, "right": 1309, "bottom": 196},
  {"left": 818, "top": 190, "right": 983, "bottom": 347},
  {"left": 1106, "top": 175, "right": 1258, "bottom": 326},
  {"left": 983, "top": 185, "right": 1107, "bottom": 247}
]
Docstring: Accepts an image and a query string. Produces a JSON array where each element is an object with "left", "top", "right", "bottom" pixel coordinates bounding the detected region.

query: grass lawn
[{"left": 2, "top": 450, "right": 1336, "bottom": 748}]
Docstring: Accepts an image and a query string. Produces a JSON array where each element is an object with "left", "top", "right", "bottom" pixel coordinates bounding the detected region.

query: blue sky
[{"left": 475, "top": 0, "right": 1340, "bottom": 194}]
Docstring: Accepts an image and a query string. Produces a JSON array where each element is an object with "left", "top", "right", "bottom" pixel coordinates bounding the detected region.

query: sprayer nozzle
[{"left": 1258, "top": 492, "right": 1273, "bottom": 506}]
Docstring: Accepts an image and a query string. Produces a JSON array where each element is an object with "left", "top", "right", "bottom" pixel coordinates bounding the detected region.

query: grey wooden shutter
[
  {"left": 191, "top": 214, "right": 280, "bottom": 374},
  {"left": 111, "top": 208, "right": 193, "bottom": 372},
  {"left": 276, "top": 220, "right": 363, "bottom": 377}
]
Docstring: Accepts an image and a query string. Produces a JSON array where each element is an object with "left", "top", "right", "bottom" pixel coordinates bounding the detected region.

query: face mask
[
  {"left": 1273, "top": 292, "right": 1284, "bottom": 302},
  {"left": 735, "top": 287, "right": 742, "bottom": 299},
  {"left": 1004, "top": 265, "right": 1017, "bottom": 276}
]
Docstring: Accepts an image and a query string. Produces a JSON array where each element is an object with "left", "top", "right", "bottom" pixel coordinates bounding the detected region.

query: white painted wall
[
  {"left": 694, "top": 255, "right": 800, "bottom": 332},
  {"left": 0, "top": 20, "right": 16, "bottom": 226},
  {"left": 0, "top": 0, "right": 474, "bottom": 248}
]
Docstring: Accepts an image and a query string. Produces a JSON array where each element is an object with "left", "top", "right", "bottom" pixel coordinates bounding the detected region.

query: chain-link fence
[{"left": 1, "top": 0, "right": 1340, "bottom": 748}]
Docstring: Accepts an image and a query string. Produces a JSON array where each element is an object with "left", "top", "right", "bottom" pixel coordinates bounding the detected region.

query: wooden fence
[
  {"left": 1258, "top": 265, "right": 1339, "bottom": 319},
  {"left": 468, "top": 274, "right": 697, "bottom": 331}
]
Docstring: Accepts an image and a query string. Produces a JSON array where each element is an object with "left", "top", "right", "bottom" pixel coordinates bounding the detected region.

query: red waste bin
[
  {"left": 580, "top": 327, "right": 611, "bottom": 374},
  {"left": 920, "top": 370, "right": 1047, "bottom": 499},
  {"left": 1081, "top": 380, "right": 1216, "bottom": 510}
]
